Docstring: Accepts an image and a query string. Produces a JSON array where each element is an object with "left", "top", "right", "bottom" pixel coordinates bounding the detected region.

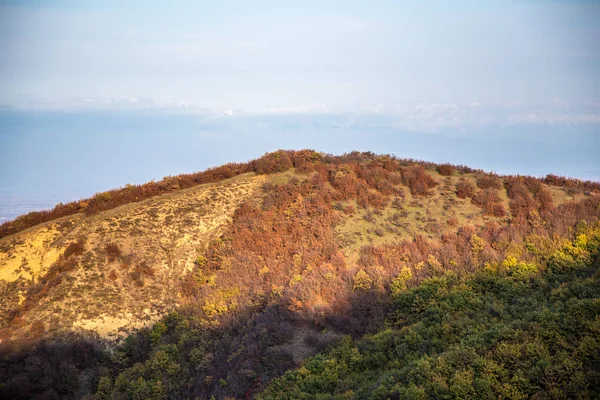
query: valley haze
[{"left": 1, "top": 101, "right": 598, "bottom": 222}]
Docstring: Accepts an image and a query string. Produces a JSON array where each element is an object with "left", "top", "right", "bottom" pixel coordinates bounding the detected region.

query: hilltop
[{"left": 0, "top": 150, "right": 599, "bottom": 399}]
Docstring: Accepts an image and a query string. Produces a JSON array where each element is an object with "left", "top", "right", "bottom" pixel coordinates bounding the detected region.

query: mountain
[{"left": 0, "top": 150, "right": 599, "bottom": 399}]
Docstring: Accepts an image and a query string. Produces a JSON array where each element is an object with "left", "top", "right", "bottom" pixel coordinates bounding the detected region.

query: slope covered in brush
[
  {"left": 259, "top": 227, "right": 600, "bottom": 399},
  {"left": 0, "top": 150, "right": 599, "bottom": 399}
]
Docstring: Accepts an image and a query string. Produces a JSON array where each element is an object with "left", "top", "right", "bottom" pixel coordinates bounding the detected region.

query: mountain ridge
[{"left": 1, "top": 150, "right": 599, "bottom": 399}]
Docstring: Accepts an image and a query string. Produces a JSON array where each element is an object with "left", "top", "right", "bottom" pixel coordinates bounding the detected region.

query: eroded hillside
[{"left": 0, "top": 173, "right": 265, "bottom": 341}]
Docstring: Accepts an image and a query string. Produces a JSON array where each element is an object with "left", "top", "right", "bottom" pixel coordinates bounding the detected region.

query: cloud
[
  {"left": 3, "top": 97, "right": 599, "bottom": 132},
  {"left": 262, "top": 100, "right": 600, "bottom": 131}
]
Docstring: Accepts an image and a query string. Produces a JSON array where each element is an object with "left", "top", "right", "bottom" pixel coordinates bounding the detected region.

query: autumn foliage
[
  {"left": 1, "top": 150, "right": 600, "bottom": 399},
  {"left": 472, "top": 188, "right": 506, "bottom": 216},
  {"left": 401, "top": 165, "right": 438, "bottom": 195},
  {"left": 2, "top": 150, "right": 597, "bottom": 240},
  {"left": 455, "top": 180, "right": 476, "bottom": 199},
  {"left": 476, "top": 173, "right": 502, "bottom": 189}
]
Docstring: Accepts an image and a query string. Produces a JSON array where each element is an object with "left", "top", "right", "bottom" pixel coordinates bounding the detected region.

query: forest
[{"left": 0, "top": 150, "right": 599, "bottom": 399}]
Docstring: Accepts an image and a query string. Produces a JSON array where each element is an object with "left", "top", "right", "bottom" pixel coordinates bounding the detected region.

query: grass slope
[
  {"left": 0, "top": 173, "right": 264, "bottom": 342},
  {"left": 0, "top": 150, "right": 599, "bottom": 399}
]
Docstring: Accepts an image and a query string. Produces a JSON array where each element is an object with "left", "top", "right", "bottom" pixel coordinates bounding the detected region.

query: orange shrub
[
  {"left": 476, "top": 174, "right": 502, "bottom": 189},
  {"left": 472, "top": 189, "right": 503, "bottom": 216},
  {"left": 455, "top": 181, "right": 475, "bottom": 199},
  {"left": 105, "top": 243, "right": 122, "bottom": 262},
  {"left": 438, "top": 164, "right": 454, "bottom": 176},
  {"left": 402, "top": 166, "right": 438, "bottom": 196}
]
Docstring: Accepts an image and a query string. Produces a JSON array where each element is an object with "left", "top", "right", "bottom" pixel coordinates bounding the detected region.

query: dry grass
[
  {"left": 0, "top": 225, "right": 67, "bottom": 283},
  {"left": 545, "top": 184, "right": 586, "bottom": 206},
  {"left": 334, "top": 173, "right": 511, "bottom": 264},
  {"left": 0, "top": 172, "right": 265, "bottom": 341},
  {"left": 0, "top": 164, "right": 579, "bottom": 344}
]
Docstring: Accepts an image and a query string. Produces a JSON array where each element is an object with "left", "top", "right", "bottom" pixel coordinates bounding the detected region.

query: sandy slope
[{"left": 0, "top": 172, "right": 265, "bottom": 342}]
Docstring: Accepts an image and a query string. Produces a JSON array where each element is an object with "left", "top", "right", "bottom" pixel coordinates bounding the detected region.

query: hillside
[
  {"left": 0, "top": 173, "right": 265, "bottom": 342},
  {"left": 259, "top": 228, "right": 600, "bottom": 399},
  {"left": 0, "top": 150, "right": 599, "bottom": 399}
]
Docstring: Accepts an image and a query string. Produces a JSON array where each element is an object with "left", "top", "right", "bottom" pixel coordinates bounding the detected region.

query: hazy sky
[
  {"left": 0, "top": 1, "right": 599, "bottom": 221},
  {"left": 1, "top": 0, "right": 599, "bottom": 110}
]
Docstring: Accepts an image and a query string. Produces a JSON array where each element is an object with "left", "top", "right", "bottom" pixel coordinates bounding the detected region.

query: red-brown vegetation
[
  {"left": 134, "top": 262, "right": 155, "bottom": 278},
  {"left": 476, "top": 173, "right": 503, "bottom": 189},
  {"left": 505, "top": 177, "right": 544, "bottom": 223},
  {"left": 437, "top": 164, "right": 454, "bottom": 176},
  {"left": 104, "top": 243, "right": 122, "bottom": 263},
  {"left": 455, "top": 180, "right": 476, "bottom": 199},
  {"left": 28, "top": 321, "right": 45, "bottom": 339},
  {"left": 544, "top": 174, "right": 600, "bottom": 192},
  {"left": 447, "top": 217, "right": 459, "bottom": 227},
  {"left": 108, "top": 270, "right": 118, "bottom": 281},
  {"left": 402, "top": 165, "right": 438, "bottom": 196},
  {"left": 472, "top": 188, "right": 506, "bottom": 216},
  {"left": 2, "top": 151, "right": 600, "bottom": 400},
  {"left": 2, "top": 150, "right": 597, "bottom": 240},
  {"left": 0, "top": 150, "right": 318, "bottom": 239}
]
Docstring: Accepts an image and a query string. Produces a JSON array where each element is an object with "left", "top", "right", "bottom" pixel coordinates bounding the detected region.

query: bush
[
  {"left": 476, "top": 174, "right": 502, "bottom": 189},
  {"left": 455, "top": 181, "right": 475, "bottom": 199},
  {"left": 470, "top": 234, "right": 485, "bottom": 255},
  {"left": 64, "top": 240, "right": 85, "bottom": 259},
  {"left": 500, "top": 256, "right": 538, "bottom": 279},
  {"left": 129, "top": 270, "right": 144, "bottom": 286},
  {"left": 353, "top": 270, "right": 373, "bottom": 291},
  {"left": 135, "top": 263, "right": 155, "bottom": 277},
  {"left": 402, "top": 166, "right": 438, "bottom": 196},
  {"left": 472, "top": 189, "right": 504, "bottom": 216},
  {"left": 438, "top": 164, "right": 455, "bottom": 176},
  {"left": 390, "top": 267, "right": 413, "bottom": 296},
  {"left": 105, "top": 243, "right": 122, "bottom": 262}
]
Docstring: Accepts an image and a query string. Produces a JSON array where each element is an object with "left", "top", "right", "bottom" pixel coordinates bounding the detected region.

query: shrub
[
  {"left": 500, "top": 256, "right": 538, "bottom": 279},
  {"left": 472, "top": 189, "right": 504, "bottom": 216},
  {"left": 455, "top": 181, "right": 475, "bottom": 199},
  {"left": 28, "top": 320, "right": 46, "bottom": 339},
  {"left": 343, "top": 204, "right": 356, "bottom": 215},
  {"left": 543, "top": 174, "right": 600, "bottom": 192},
  {"left": 105, "top": 243, "right": 122, "bottom": 262},
  {"left": 108, "top": 270, "right": 118, "bottom": 281},
  {"left": 253, "top": 150, "right": 294, "bottom": 174},
  {"left": 135, "top": 263, "right": 155, "bottom": 277},
  {"left": 535, "top": 187, "right": 554, "bottom": 213},
  {"left": 194, "top": 255, "right": 207, "bottom": 267},
  {"left": 438, "top": 164, "right": 455, "bottom": 176},
  {"left": 390, "top": 267, "right": 413, "bottom": 296},
  {"left": 470, "top": 234, "right": 485, "bottom": 255},
  {"left": 129, "top": 270, "right": 144, "bottom": 286},
  {"left": 427, "top": 254, "right": 444, "bottom": 276},
  {"left": 476, "top": 174, "right": 502, "bottom": 189},
  {"left": 447, "top": 217, "right": 459, "bottom": 227},
  {"left": 64, "top": 240, "right": 85, "bottom": 259},
  {"left": 353, "top": 270, "right": 373, "bottom": 291},
  {"left": 402, "top": 166, "right": 438, "bottom": 196},
  {"left": 492, "top": 203, "right": 506, "bottom": 217},
  {"left": 548, "top": 250, "right": 577, "bottom": 274}
]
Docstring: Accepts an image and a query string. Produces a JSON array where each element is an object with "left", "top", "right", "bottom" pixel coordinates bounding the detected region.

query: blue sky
[
  {"left": 1, "top": 0, "right": 599, "bottom": 109},
  {"left": 0, "top": 1, "right": 599, "bottom": 221}
]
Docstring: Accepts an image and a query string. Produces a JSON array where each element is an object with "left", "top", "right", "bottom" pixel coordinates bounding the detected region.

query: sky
[
  {"left": 1, "top": 0, "right": 599, "bottom": 109},
  {"left": 0, "top": 0, "right": 599, "bottom": 221}
]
